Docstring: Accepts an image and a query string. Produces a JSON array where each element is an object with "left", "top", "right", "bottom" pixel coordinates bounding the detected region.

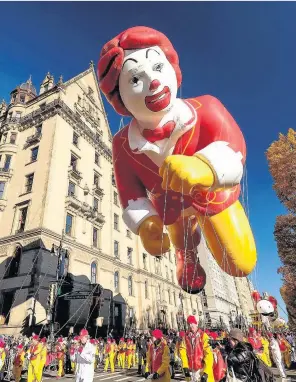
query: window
[
  {"left": 78, "top": 96, "right": 82, "bottom": 106},
  {"left": 171, "top": 270, "right": 174, "bottom": 283},
  {"left": 202, "top": 290, "right": 208, "bottom": 308},
  {"left": 88, "top": 86, "right": 94, "bottom": 95},
  {"left": 165, "top": 265, "right": 169, "bottom": 279},
  {"left": 95, "top": 152, "right": 100, "bottom": 166},
  {"left": 2, "top": 133, "right": 7, "bottom": 144},
  {"left": 65, "top": 213, "right": 73, "bottom": 236},
  {"left": 128, "top": 276, "right": 133, "bottom": 296},
  {"left": 94, "top": 173, "right": 99, "bottom": 187},
  {"left": 114, "top": 240, "right": 119, "bottom": 258},
  {"left": 155, "top": 257, "right": 161, "bottom": 275},
  {"left": 0, "top": 182, "right": 5, "bottom": 199},
  {"left": 8, "top": 112, "right": 13, "bottom": 121},
  {"left": 40, "top": 102, "right": 46, "bottom": 110},
  {"left": 70, "top": 154, "right": 78, "bottom": 170},
  {"left": 114, "top": 191, "right": 118, "bottom": 206},
  {"left": 127, "top": 247, "right": 133, "bottom": 265},
  {"left": 114, "top": 271, "right": 119, "bottom": 291},
  {"left": 114, "top": 213, "right": 119, "bottom": 230},
  {"left": 19, "top": 207, "right": 28, "bottom": 232},
  {"left": 126, "top": 229, "right": 132, "bottom": 239},
  {"left": 91, "top": 262, "right": 97, "bottom": 284},
  {"left": 73, "top": 132, "right": 79, "bottom": 146},
  {"left": 31, "top": 146, "right": 39, "bottom": 162},
  {"left": 93, "top": 197, "right": 99, "bottom": 211},
  {"left": 143, "top": 253, "right": 147, "bottom": 270},
  {"left": 25, "top": 173, "right": 34, "bottom": 193},
  {"left": 157, "top": 284, "right": 161, "bottom": 300},
  {"left": 20, "top": 94, "right": 26, "bottom": 103},
  {"left": 4, "top": 155, "right": 12, "bottom": 170},
  {"left": 36, "top": 125, "right": 42, "bottom": 135},
  {"left": 173, "top": 291, "right": 176, "bottom": 306},
  {"left": 145, "top": 280, "right": 149, "bottom": 299},
  {"left": 168, "top": 289, "right": 171, "bottom": 304},
  {"left": 93, "top": 227, "right": 98, "bottom": 248},
  {"left": 5, "top": 247, "right": 22, "bottom": 278},
  {"left": 112, "top": 172, "right": 116, "bottom": 186},
  {"left": 15, "top": 112, "right": 22, "bottom": 120},
  {"left": 10, "top": 133, "right": 17, "bottom": 144},
  {"left": 68, "top": 182, "right": 75, "bottom": 196}
]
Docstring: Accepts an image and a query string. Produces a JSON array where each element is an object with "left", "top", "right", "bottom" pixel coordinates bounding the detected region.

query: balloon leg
[{"left": 196, "top": 200, "right": 257, "bottom": 276}]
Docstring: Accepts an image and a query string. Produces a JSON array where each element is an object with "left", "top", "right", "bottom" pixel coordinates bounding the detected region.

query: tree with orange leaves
[{"left": 266, "top": 128, "right": 296, "bottom": 330}]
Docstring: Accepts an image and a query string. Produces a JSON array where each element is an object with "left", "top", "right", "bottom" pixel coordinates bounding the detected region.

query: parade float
[{"left": 97, "top": 26, "right": 257, "bottom": 295}]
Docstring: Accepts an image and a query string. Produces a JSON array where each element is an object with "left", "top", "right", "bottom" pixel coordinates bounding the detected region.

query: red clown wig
[{"left": 98, "top": 26, "right": 182, "bottom": 116}]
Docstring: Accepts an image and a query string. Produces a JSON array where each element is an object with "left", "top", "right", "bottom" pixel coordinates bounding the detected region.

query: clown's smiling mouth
[{"left": 145, "top": 86, "right": 171, "bottom": 112}]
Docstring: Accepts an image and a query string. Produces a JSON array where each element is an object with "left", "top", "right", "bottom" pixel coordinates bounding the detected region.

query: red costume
[{"left": 112, "top": 96, "right": 245, "bottom": 233}]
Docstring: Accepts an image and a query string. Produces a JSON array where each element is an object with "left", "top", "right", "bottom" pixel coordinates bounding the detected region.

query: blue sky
[{"left": 0, "top": 2, "right": 294, "bottom": 318}]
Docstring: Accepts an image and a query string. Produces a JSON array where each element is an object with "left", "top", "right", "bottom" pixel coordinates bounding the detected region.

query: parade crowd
[{"left": 0, "top": 315, "right": 295, "bottom": 382}]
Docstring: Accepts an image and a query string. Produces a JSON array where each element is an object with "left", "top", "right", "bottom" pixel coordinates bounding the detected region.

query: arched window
[
  {"left": 144, "top": 280, "right": 148, "bottom": 299},
  {"left": 128, "top": 276, "right": 133, "bottom": 296},
  {"left": 5, "top": 246, "right": 22, "bottom": 278},
  {"left": 91, "top": 262, "right": 97, "bottom": 284},
  {"left": 114, "top": 271, "right": 119, "bottom": 291}
]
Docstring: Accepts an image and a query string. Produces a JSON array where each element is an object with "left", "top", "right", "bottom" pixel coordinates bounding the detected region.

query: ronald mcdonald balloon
[{"left": 98, "top": 26, "right": 257, "bottom": 294}]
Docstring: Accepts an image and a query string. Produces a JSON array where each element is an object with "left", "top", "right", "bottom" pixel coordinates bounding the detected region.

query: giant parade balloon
[{"left": 98, "top": 26, "right": 257, "bottom": 294}]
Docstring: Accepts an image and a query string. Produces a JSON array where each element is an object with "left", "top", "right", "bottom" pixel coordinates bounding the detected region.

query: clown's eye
[
  {"left": 154, "top": 63, "right": 164, "bottom": 72},
  {"left": 130, "top": 76, "right": 139, "bottom": 85}
]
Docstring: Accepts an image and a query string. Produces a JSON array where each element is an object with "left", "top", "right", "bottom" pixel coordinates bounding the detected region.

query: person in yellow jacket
[
  {"left": 132, "top": 339, "right": 137, "bottom": 367},
  {"left": 179, "top": 315, "right": 214, "bottom": 382},
  {"left": 126, "top": 339, "right": 134, "bottom": 370},
  {"left": 70, "top": 336, "right": 79, "bottom": 373},
  {"left": 13, "top": 344, "right": 25, "bottom": 382},
  {"left": 118, "top": 338, "right": 126, "bottom": 369},
  {"left": 27, "top": 335, "right": 42, "bottom": 382},
  {"left": 257, "top": 334, "right": 272, "bottom": 367},
  {"left": 0, "top": 341, "right": 6, "bottom": 381},
  {"left": 278, "top": 334, "right": 292, "bottom": 369},
  {"left": 104, "top": 338, "right": 115, "bottom": 373},
  {"left": 36, "top": 337, "right": 47, "bottom": 381},
  {"left": 90, "top": 339, "right": 99, "bottom": 370},
  {"left": 55, "top": 337, "right": 65, "bottom": 378},
  {"left": 145, "top": 329, "right": 170, "bottom": 382}
]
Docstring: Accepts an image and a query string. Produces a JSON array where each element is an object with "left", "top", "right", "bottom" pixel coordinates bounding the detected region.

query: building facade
[
  {"left": 0, "top": 65, "right": 255, "bottom": 336},
  {"left": 0, "top": 65, "right": 202, "bottom": 336}
]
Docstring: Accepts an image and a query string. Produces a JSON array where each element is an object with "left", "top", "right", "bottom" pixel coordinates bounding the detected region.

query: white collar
[{"left": 128, "top": 99, "right": 197, "bottom": 155}]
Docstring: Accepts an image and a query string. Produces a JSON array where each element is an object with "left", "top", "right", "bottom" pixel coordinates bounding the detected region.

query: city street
[{"left": 40, "top": 367, "right": 296, "bottom": 382}]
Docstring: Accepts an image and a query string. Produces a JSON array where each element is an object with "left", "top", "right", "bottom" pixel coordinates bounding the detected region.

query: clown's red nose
[{"left": 149, "top": 79, "right": 161, "bottom": 91}]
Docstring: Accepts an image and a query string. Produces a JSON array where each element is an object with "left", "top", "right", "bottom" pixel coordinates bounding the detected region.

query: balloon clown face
[
  {"left": 119, "top": 46, "right": 178, "bottom": 120},
  {"left": 257, "top": 299, "right": 275, "bottom": 316}
]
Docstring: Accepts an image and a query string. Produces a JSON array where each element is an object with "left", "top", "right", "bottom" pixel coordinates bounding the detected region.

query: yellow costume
[
  {"left": 27, "top": 343, "right": 42, "bottom": 382},
  {"left": 118, "top": 340, "right": 127, "bottom": 369},
  {"left": 258, "top": 337, "right": 272, "bottom": 367},
  {"left": 146, "top": 341, "right": 171, "bottom": 382},
  {"left": 126, "top": 341, "right": 133, "bottom": 369},
  {"left": 0, "top": 347, "right": 6, "bottom": 375},
  {"left": 13, "top": 349, "right": 25, "bottom": 382},
  {"left": 104, "top": 341, "right": 115, "bottom": 373},
  {"left": 56, "top": 341, "right": 65, "bottom": 378},
  {"left": 132, "top": 342, "right": 137, "bottom": 367},
  {"left": 179, "top": 331, "right": 214, "bottom": 382}
]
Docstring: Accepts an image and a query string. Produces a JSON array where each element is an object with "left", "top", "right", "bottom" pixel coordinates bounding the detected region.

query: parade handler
[
  {"left": 145, "top": 329, "right": 170, "bottom": 382},
  {"left": 13, "top": 344, "right": 25, "bottom": 382},
  {"left": 179, "top": 316, "right": 214, "bottom": 382},
  {"left": 71, "top": 329, "right": 96, "bottom": 382}
]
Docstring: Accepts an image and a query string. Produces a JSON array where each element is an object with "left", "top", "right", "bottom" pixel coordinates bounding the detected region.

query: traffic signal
[{"left": 47, "top": 282, "right": 57, "bottom": 308}]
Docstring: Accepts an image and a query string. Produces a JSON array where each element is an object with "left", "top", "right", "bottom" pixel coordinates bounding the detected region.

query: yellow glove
[
  {"left": 138, "top": 215, "right": 170, "bottom": 256},
  {"left": 159, "top": 155, "right": 214, "bottom": 194}
]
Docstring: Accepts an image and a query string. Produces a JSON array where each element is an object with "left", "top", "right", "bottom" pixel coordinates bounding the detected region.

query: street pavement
[{"left": 41, "top": 366, "right": 296, "bottom": 382}]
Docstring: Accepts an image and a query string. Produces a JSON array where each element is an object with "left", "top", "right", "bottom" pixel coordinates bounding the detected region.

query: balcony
[
  {"left": 93, "top": 184, "right": 104, "bottom": 198},
  {"left": 0, "top": 168, "right": 13, "bottom": 179},
  {"left": 68, "top": 165, "right": 82, "bottom": 182},
  {"left": 65, "top": 196, "right": 105, "bottom": 227},
  {"left": 24, "top": 132, "right": 42, "bottom": 148}
]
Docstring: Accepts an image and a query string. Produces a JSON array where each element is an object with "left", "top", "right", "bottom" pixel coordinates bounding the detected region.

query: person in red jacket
[
  {"left": 98, "top": 26, "right": 257, "bottom": 295},
  {"left": 145, "top": 329, "right": 170, "bottom": 382},
  {"left": 248, "top": 328, "right": 263, "bottom": 356},
  {"left": 55, "top": 338, "right": 65, "bottom": 379}
]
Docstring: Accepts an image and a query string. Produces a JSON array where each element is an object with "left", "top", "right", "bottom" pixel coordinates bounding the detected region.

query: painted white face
[
  {"left": 257, "top": 300, "right": 274, "bottom": 316},
  {"left": 119, "top": 46, "right": 178, "bottom": 120}
]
